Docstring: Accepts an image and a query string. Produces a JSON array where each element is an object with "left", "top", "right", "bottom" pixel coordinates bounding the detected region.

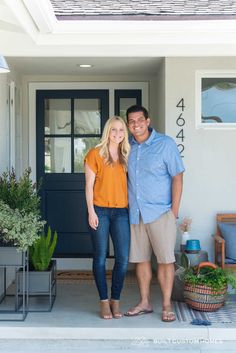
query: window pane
[
  {"left": 45, "top": 99, "right": 71, "bottom": 134},
  {"left": 74, "top": 99, "right": 101, "bottom": 134},
  {"left": 45, "top": 137, "right": 71, "bottom": 173},
  {"left": 74, "top": 137, "right": 100, "bottom": 173},
  {"left": 119, "top": 98, "right": 137, "bottom": 120},
  {"left": 202, "top": 78, "right": 236, "bottom": 123}
]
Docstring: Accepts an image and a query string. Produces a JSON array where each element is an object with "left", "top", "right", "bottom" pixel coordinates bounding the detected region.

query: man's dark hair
[{"left": 126, "top": 105, "right": 149, "bottom": 122}]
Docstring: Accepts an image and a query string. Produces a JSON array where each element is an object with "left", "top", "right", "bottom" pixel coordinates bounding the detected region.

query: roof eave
[{"left": 55, "top": 14, "right": 236, "bottom": 21}]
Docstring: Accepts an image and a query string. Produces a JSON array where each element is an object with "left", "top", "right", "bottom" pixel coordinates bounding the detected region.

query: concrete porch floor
[{"left": 0, "top": 280, "right": 236, "bottom": 352}]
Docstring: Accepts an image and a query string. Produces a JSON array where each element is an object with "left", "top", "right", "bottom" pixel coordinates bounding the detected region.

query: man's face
[{"left": 127, "top": 111, "right": 150, "bottom": 140}]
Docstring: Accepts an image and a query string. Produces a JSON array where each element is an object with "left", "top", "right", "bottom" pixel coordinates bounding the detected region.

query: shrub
[
  {"left": 0, "top": 167, "right": 40, "bottom": 215},
  {"left": 0, "top": 200, "right": 45, "bottom": 251}
]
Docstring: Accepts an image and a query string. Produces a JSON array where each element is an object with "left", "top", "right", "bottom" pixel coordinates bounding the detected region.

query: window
[
  {"left": 196, "top": 71, "right": 236, "bottom": 128},
  {"left": 114, "top": 89, "right": 141, "bottom": 120}
]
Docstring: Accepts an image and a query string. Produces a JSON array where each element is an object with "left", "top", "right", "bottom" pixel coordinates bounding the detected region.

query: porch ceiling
[{"left": 5, "top": 57, "right": 163, "bottom": 76}]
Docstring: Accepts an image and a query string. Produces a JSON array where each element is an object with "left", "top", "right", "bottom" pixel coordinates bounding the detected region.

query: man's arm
[{"left": 171, "top": 172, "right": 183, "bottom": 218}]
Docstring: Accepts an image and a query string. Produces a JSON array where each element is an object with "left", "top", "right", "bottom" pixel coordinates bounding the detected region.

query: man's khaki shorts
[{"left": 129, "top": 210, "right": 176, "bottom": 264}]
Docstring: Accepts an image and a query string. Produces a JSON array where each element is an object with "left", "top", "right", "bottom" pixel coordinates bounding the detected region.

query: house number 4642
[{"left": 176, "top": 98, "right": 185, "bottom": 158}]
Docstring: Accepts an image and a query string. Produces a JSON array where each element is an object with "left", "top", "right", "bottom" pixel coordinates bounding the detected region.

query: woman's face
[{"left": 109, "top": 120, "right": 125, "bottom": 145}]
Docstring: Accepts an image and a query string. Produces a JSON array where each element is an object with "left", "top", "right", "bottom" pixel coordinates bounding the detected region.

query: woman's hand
[
  {"left": 88, "top": 210, "right": 99, "bottom": 230},
  {"left": 85, "top": 163, "right": 98, "bottom": 230}
]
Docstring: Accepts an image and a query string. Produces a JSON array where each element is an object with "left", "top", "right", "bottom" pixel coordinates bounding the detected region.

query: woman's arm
[{"left": 85, "top": 163, "right": 99, "bottom": 230}]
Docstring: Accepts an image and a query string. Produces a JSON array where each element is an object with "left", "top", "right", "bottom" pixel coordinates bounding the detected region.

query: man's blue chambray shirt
[{"left": 128, "top": 128, "right": 185, "bottom": 225}]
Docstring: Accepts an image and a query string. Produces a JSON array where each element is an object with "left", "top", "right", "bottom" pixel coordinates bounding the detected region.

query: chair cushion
[
  {"left": 218, "top": 222, "right": 236, "bottom": 261},
  {"left": 225, "top": 258, "right": 236, "bottom": 264}
]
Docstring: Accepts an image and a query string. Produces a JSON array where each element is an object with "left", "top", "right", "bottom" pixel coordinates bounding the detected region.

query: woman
[{"left": 84, "top": 116, "right": 130, "bottom": 319}]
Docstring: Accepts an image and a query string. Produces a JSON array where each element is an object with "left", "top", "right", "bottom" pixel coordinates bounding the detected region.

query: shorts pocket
[{"left": 169, "top": 210, "right": 177, "bottom": 223}]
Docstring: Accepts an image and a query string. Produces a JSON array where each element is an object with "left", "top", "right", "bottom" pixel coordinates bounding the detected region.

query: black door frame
[{"left": 36, "top": 89, "right": 109, "bottom": 257}]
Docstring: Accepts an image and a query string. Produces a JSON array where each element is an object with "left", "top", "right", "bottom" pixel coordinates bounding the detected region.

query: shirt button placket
[{"left": 136, "top": 146, "right": 141, "bottom": 203}]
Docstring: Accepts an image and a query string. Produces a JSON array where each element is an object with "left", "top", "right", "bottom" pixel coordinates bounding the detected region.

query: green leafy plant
[
  {"left": 29, "top": 226, "right": 57, "bottom": 271},
  {"left": 0, "top": 200, "right": 45, "bottom": 251},
  {"left": 183, "top": 262, "right": 236, "bottom": 292},
  {"left": 0, "top": 167, "right": 40, "bottom": 215}
]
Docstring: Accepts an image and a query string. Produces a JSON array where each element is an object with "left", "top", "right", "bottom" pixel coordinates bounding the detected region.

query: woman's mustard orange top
[{"left": 84, "top": 147, "right": 128, "bottom": 208}]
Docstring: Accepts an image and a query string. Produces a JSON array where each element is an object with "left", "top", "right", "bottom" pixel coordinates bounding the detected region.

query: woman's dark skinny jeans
[{"left": 89, "top": 206, "right": 130, "bottom": 300}]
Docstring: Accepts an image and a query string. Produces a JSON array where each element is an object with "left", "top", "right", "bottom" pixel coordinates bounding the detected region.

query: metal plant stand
[
  {"left": 16, "top": 259, "right": 57, "bottom": 312},
  {"left": 0, "top": 247, "right": 28, "bottom": 321},
  {"left": 175, "top": 250, "right": 208, "bottom": 267}
]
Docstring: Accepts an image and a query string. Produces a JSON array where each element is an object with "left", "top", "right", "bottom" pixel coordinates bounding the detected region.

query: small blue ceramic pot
[{"left": 185, "top": 239, "right": 201, "bottom": 253}]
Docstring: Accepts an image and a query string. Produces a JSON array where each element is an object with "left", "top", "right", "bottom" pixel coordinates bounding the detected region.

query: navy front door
[{"left": 36, "top": 90, "right": 109, "bottom": 257}]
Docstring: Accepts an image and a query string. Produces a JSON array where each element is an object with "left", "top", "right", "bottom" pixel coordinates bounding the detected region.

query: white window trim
[
  {"left": 29, "top": 81, "right": 149, "bottom": 181},
  {"left": 196, "top": 70, "right": 236, "bottom": 130}
]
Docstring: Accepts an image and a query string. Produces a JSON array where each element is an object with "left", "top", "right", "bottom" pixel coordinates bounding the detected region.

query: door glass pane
[
  {"left": 45, "top": 99, "right": 71, "bottom": 134},
  {"left": 119, "top": 98, "right": 137, "bottom": 120},
  {"left": 74, "top": 99, "right": 101, "bottom": 134},
  {"left": 74, "top": 137, "right": 100, "bottom": 173},
  {"left": 45, "top": 137, "right": 71, "bottom": 173}
]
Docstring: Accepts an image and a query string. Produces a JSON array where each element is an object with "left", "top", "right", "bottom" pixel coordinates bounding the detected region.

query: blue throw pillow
[{"left": 218, "top": 222, "right": 236, "bottom": 261}]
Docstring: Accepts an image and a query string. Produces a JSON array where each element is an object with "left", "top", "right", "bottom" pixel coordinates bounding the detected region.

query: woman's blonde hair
[{"left": 96, "top": 116, "right": 130, "bottom": 170}]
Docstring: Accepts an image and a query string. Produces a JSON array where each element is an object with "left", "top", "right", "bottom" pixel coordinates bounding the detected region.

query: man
[{"left": 125, "top": 105, "right": 184, "bottom": 322}]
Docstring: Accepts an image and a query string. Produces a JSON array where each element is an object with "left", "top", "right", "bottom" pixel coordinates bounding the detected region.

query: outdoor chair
[{"left": 214, "top": 213, "right": 236, "bottom": 269}]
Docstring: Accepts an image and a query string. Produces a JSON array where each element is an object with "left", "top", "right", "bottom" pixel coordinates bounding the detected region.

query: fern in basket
[{"left": 29, "top": 226, "right": 57, "bottom": 271}]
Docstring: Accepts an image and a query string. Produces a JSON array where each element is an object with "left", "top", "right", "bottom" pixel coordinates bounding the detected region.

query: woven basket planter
[{"left": 184, "top": 282, "right": 227, "bottom": 312}]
